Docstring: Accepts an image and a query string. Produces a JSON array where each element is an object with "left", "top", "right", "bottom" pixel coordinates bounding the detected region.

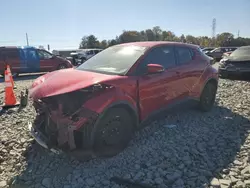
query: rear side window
[
  {"left": 176, "top": 47, "right": 193, "bottom": 65},
  {"left": 3, "top": 49, "right": 19, "bottom": 60}
]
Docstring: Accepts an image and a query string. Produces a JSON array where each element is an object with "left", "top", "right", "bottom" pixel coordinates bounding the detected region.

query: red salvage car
[{"left": 29, "top": 42, "right": 218, "bottom": 157}]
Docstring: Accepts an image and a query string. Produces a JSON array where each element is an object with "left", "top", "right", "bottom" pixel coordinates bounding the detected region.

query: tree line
[{"left": 79, "top": 26, "right": 250, "bottom": 49}]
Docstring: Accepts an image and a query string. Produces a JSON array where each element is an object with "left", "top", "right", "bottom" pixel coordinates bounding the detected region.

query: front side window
[
  {"left": 176, "top": 47, "right": 192, "bottom": 65},
  {"left": 77, "top": 45, "right": 147, "bottom": 75},
  {"left": 38, "top": 50, "right": 53, "bottom": 59},
  {"left": 136, "top": 46, "right": 176, "bottom": 75}
]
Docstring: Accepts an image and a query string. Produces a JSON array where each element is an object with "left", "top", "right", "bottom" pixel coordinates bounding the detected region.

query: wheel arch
[
  {"left": 99, "top": 101, "right": 139, "bottom": 129},
  {"left": 200, "top": 77, "right": 218, "bottom": 98}
]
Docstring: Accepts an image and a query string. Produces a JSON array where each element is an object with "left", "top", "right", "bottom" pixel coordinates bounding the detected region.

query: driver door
[
  {"left": 136, "top": 45, "right": 181, "bottom": 120},
  {"left": 37, "top": 49, "right": 55, "bottom": 72}
]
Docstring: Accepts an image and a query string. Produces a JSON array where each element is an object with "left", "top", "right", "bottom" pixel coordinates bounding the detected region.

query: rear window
[
  {"left": 0, "top": 49, "right": 19, "bottom": 61},
  {"left": 230, "top": 46, "right": 250, "bottom": 57},
  {"left": 3, "top": 49, "right": 19, "bottom": 60}
]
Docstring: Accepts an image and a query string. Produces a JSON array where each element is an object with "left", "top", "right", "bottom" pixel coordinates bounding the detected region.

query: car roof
[
  {"left": 117, "top": 41, "right": 199, "bottom": 49},
  {"left": 0, "top": 46, "right": 36, "bottom": 50}
]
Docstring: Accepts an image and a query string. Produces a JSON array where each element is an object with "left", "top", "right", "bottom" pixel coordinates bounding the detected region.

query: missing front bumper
[{"left": 28, "top": 122, "right": 62, "bottom": 154}]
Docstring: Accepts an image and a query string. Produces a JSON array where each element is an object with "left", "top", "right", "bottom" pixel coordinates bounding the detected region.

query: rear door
[
  {"left": 174, "top": 46, "right": 205, "bottom": 96},
  {"left": 37, "top": 49, "right": 55, "bottom": 72},
  {"left": 2, "top": 48, "right": 21, "bottom": 73},
  {"left": 137, "top": 45, "right": 183, "bottom": 120}
]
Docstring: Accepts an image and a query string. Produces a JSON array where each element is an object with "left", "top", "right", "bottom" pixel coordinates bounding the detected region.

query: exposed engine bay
[{"left": 30, "top": 85, "right": 109, "bottom": 152}]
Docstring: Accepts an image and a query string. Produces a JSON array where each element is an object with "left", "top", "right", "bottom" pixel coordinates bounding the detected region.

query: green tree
[
  {"left": 216, "top": 32, "right": 234, "bottom": 47},
  {"left": 79, "top": 36, "right": 88, "bottom": 49},
  {"left": 100, "top": 40, "right": 108, "bottom": 49},
  {"left": 186, "top": 35, "right": 198, "bottom": 44},
  {"left": 180, "top": 34, "right": 186, "bottom": 43},
  {"left": 79, "top": 35, "right": 100, "bottom": 49},
  {"left": 152, "top": 26, "right": 162, "bottom": 41},
  {"left": 140, "top": 31, "right": 148, "bottom": 41},
  {"left": 80, "top": 28, "right": 250, "bottom": 49},
  {"left": 145, "top": 29, "right": 155, "bottom": 41},
  {"left": 119, "top": 31, "right": 141, "bottom": 43}
]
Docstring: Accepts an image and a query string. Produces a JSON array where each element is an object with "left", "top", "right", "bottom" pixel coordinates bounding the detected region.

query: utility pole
[
  {"left": 26, "top": 33, "right": 29, "bottom": 46},
  {"left": 211, "top": 18, "right": 216, "bottom": 46},
  {"left": 237, "top": 30, "right": 240, "bottom": 38}
]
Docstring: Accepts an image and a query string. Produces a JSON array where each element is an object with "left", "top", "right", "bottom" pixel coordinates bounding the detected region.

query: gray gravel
[{"left": 0, "top": 74, "right": 250, "bottom": 188}]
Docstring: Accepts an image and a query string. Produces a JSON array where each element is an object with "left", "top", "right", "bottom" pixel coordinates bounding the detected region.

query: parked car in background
[
  {"left": 52, "top": 49, "right": 82, "bottom": 58},
  {"left": 202, "top": 47, "right": 215, "bottom": 54},
  {"left": 205, "top": 47, "right": 238, "bottom": 61},
  {"left": 0, "top": 46, "right": 73, "bottom": 77},
  {"left": 219, "top": 45, "right": 250, "bottom": 78},
  {"left": 29, "top": 41, "right": 218, "bottom": 157},
  {"left": 70, "top": 49, "right": 103, "bottom": 65},
  {"left": 222, "top": 51, "right": 234, "bottom": 58}
]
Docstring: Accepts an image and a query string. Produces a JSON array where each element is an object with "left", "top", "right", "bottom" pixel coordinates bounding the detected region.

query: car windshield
[
  {"left": 230, "top": 46, "right": 250, "bottom": 57},
  {"left": 77, "top": 45, "right": 147, "bottom": 75}
]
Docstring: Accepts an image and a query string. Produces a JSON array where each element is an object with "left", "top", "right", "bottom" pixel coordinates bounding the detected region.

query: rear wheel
[
  {"left": 93, "top": 108, "right": 134, "bottom": 157},
  {"left": 199, "top": 82, "right": 217, "bottom": 112}
]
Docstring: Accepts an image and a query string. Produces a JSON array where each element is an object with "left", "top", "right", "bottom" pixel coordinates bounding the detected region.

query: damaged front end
[{"left": 29, "top": 84, "right": 110, "bottom": 154}]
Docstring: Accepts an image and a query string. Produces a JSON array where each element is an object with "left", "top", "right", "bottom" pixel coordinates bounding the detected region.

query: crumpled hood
[{"left": 29, "top": 69, "right": 119, "bottom": 99}]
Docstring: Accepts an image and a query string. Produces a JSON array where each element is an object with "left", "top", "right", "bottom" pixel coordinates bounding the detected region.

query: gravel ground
[{"left": 0, "top": 73, "right": 250, "bottom": 188}]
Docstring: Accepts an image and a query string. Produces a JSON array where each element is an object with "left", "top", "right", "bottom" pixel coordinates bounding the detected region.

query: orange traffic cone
[
  {"left": 5, "top": 65, "right": 16, "bottom": 89},
  {"left": 1, "top": 67, "right": 19, "bottom": 108}
]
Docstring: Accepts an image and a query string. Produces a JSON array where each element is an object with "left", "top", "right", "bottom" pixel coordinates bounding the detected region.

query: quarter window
[
  {"left": 3, "top": 49, "right": 19, "bottom": 60},
  {"left": 176, "top": 47, "right": 192, "bottom": 65}
]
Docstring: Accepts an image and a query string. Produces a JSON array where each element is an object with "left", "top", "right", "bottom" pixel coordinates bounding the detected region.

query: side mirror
[{"left": 147, "top": 64, "right": 165, "bottom": 74}]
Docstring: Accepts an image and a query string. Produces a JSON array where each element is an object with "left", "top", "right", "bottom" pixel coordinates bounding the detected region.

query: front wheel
[
  {"left": 199, "top": 82, "right": 217, "bottom": 112},
  {"left": 93, "top": 108, "right": 134, "bottom": 157}
]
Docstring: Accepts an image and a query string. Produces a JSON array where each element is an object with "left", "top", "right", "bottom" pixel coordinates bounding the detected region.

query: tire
[
  {"left": 93, "top": 108, "right": 134, "bottom": 157},
  {"left": 58, "top": 64, "right": 67, "bottom": 70},
  {"left": 199, "top": 82, "right": 217, "bottom": 112}
]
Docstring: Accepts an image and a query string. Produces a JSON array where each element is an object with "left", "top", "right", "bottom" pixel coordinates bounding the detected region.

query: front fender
[{"left": 84, "top": 88, "right": 138, "bottom": 115}]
